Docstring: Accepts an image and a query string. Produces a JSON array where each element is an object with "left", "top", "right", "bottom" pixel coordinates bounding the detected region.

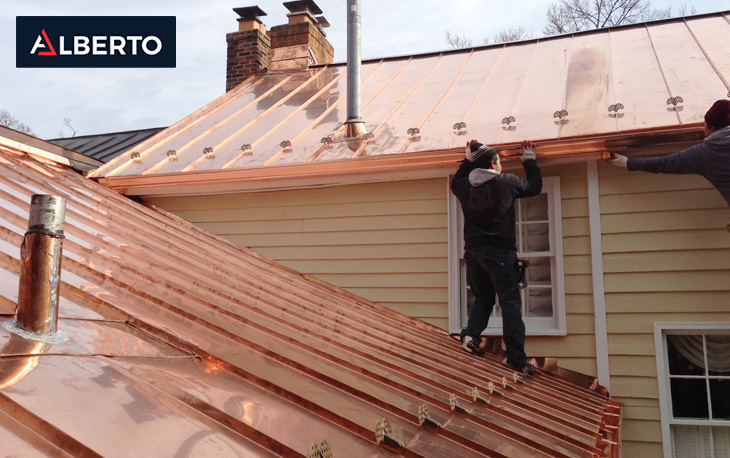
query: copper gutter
[
  {"left": 96, "top": 124, "right": 703, "bottom": 196},
  {"left": 12, "top": 195, "right": 66, "bottom": 338}
]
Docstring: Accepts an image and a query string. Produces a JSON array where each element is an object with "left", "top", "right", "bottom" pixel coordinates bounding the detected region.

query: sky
[{"left": 0, "top": 0, "right": 727, "bottom": 139}]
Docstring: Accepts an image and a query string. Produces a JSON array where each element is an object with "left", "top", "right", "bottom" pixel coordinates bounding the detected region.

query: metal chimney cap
[
  {"left": 283, "top": 0, "right": 323, "bottom": 16},
  {"left": 314, "top": 15, "right": 330, "bottom": 29},
  {"left": 232, "top": 6, "right": 267, "bottom": 20}
]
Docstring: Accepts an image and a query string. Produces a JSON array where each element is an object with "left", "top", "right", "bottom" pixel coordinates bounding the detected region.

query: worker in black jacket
[{"left": 450, "top": 140, "right": 542, "bottom": 375}]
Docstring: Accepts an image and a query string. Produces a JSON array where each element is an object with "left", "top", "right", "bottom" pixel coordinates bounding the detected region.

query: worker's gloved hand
[
  {"left": 465, "top": 139, "right": 479, "bottom": 161},
  {"left": 520, "top": 140, "right": 536, "bottom": 162},
  {"left": 605, "top": 152, "right": 628, "bottom": 167}
]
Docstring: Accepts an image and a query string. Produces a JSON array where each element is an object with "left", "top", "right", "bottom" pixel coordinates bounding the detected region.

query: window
[
  {"left": 448, "top": 176, "right": 566, "bottom": 335},
  {"left": 656, "top": 325, "right": 730, "bottom": 458}
]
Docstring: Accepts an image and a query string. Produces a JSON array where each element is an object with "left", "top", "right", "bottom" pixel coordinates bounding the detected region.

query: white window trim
[
  {"left": 654, "top": 322, "right": 730, "bottom": 458},
  {"left": 447, "top": 175, "right": 566, "bottom": 336}
]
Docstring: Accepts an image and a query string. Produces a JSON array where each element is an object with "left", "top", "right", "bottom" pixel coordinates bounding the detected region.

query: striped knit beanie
[{"left": 466, "top": 142, "right": 498, "bottom": 165}]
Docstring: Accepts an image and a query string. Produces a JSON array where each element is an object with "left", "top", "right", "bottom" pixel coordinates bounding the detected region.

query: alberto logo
[{"left": 17, "top": 16, "right": 175, "bottom": 68}]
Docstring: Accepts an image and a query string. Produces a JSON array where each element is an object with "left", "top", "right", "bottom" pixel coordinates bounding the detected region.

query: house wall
[
  {"left": 145, "top": 178, "right": 451, "bottom": 329},
  {"left": 598, "top": 161, "right": 730, "bottom": 458}
]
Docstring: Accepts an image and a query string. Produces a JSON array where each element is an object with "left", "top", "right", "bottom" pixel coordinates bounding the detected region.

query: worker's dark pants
[{"left": 461, "top": 247, "right": 527, "bottom": 368}]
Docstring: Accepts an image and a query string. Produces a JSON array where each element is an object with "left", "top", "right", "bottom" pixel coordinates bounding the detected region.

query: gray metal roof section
[{"left": 48, "top": 127, "right": 166, "bottom": 163}]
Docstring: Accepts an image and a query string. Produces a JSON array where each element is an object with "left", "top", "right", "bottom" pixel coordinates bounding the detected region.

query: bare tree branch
[
  {"left": 0, "top": 109, "right": 34, "bottom": 135},
  {"left": 445, "top": 30, "right": 473, "bottom": 49},
  {"left": 491, "top": 27, "right": 532, "bottom": 44},
  {"left": 62, "top": 117, "right": 78, "bottom": 138}
]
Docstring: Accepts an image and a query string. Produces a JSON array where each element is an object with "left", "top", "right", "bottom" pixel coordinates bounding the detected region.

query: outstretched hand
[
  {"left": 604, "top": 152, "right": 628, "bottom": 167},
  {"left": 520, "top": 140, "right": 536, "bottom": 162},
  {"left": 465, "top": 139, "right": 479, "bottom": 160}
]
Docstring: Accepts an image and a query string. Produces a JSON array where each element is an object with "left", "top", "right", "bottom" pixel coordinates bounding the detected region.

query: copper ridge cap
[{"left": 316, "top": 9, "right": 730, "bottom": 67}]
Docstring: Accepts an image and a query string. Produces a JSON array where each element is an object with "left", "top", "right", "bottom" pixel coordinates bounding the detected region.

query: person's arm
[
  {"left": 608, "top": 144, "right": 705, "bottom": 175},
  {"left": 450, "top": 141, "right": 478, "bottom": 196},
  {"left": 511, "top": 140, "right": 542, "bottom": 198}
]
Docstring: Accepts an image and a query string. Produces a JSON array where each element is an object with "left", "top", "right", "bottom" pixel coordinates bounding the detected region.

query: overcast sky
[{"left": 1, "top": 0, "right": 727, "bottom": 139}]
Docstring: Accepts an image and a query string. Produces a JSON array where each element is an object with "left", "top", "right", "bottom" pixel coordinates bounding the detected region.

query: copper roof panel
[
  {"left": 684, "top": 16, "right": 730, "bottom": 93},
  {"left": 1, "top": 141, "right": 620, "bottom": 456}
]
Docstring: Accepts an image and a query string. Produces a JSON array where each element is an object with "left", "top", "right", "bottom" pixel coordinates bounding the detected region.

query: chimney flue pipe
[
  {"left": 16, "top": 195, "right": 66, "bottom": 337},
  {"left": 345, "top": 0, "right": 366, "bottom": 137}
]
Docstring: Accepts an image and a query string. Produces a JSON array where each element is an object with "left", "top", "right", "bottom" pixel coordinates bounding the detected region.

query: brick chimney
[
  {"left": 226, "top": 6, "right": 271, "bottom": 92},
  {"left": 268, "top": 0, "right": 334, "bottom": 70}
]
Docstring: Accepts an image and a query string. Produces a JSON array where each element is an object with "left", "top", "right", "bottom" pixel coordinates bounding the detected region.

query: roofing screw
[
  {"left": 666, "top": 96, "right": 684, "bottom": 109},
  {"left": 320, "top": 135, "right": 333, "bottom": 145},
  {"left": 280, "top": 140, "right": 292, "bottom": 149},
  {"left": 203, "top": 147, "right": 215, "bottom": 160},
  {"left": 240, "top": 144, "right": 252, "bottom": 156},
  {"left": 407, "top": 127, "right": 420, "bottom": 136},
  {"left": 307, "top": 439, "right": 333, "bottom": 458},
  {"left": 166, "top": 149, "right": 178, "bottom": 161}
]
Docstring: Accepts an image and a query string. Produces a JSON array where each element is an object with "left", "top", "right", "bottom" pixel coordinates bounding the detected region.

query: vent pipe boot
[
  {"left": 13, "top": 195, "right": 68, "bottom": 342},
  {"left": 344, "top": 0, "right": 366, "bottom": 138}
]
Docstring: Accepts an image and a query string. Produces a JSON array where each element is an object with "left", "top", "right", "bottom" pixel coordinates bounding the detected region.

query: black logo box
[{"left": 17, "top": 16, "right": 176, "bottom": 68}]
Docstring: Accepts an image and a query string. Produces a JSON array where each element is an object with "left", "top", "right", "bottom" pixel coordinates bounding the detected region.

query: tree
[
  {"left": 56, "top": 117, "right": 78, "bottom": 138},
  {"left": 543, "top": 0, "right": 691, "bottom": 35},
  {"left": 491, "top": 27, "right": 532, "bottom": 44},
  {"left": 445, "top": 30, "right": 473, "bottom": 49},
  {"left": 0, "top": 109, "right": 34, "bottom": 135}
]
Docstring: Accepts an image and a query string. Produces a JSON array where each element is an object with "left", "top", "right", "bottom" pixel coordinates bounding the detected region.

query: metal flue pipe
[
  {"left": 344, "top": 0, "right": 366, "bottom": 137},
  {"left": 16, "top": 195, "right": 66, "bottom": 337}
]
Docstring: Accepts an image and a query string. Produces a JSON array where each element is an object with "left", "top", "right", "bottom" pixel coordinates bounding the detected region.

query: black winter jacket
[{"left": 450, "top": 159, "right": 543, "bottom": 251}]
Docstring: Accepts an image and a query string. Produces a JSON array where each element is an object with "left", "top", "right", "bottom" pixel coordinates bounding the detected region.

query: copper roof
[
  {"left": 0, "top": 143, "right": 620, "bottom": 456},
  {"left": 91, "top": 12, "right": 730, "bottom": 183}
]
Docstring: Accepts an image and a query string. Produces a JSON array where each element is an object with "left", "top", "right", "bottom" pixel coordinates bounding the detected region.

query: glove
[
  {"left": 520, "top": 140, "right": 536, "bottom": 162},
  {"left": 605, "top": 152, "right": 628, "bottom": 167},
  {"left": 465, "top": 139, "right": 478, "bottom": 161}
]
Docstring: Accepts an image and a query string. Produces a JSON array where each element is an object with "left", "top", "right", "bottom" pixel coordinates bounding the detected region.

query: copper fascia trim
[{"left": 99, "top": 124, "right": 703, "bottom": 196}]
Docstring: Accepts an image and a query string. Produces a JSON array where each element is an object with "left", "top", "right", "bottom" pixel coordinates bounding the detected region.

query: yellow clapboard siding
[
  {"left": 601, "top": 208, "right": 729, "bottom": 233},
  {"left": 565, "top": 294, "right": 596, "bottom": 314},
  {"left": 566, "top": 314, "right": 596, "bottom": 335},
  {"left": 281, "top": 258, "right": 447, "bottom": 274},
  {"left": 255, "top": 243, "right": 448, "bottom": 260},
  {"left": 176, "top": 199, "right": 447, "bottom": 223},
  {"left": 602, "top": 229, "right": 730, "bottom": 253},
  {"left": 147, "top": 178, "right": 447, "bottom": 210},
  {"left": 609, "top": 356, "right": 658, "bottom": 377},
  {"left": 197, "top": 214, "right": 447, "bottom": 235},
  {"left": 225, "top": 228, "right": 448, "bottom": 247},
  {"left": 601, "top": 189, "right": 726, "bottom": 214},
  {"left": 380, "top": 303, "right": 448, "bottom": 317},
  {"left": 315, "top": 273, "right": 448, "bottom": 288},
  {"left": 608, "top": 334, "right": 655, "bottom": 356},
  {"left": 621, "top": 419, "right": 663, "bottom": 443},
  {"left": 562, "top": 217, "right": 590, "bottom": 237},
  {"left": 559, "top": 178, "right": 589, "bottom": 199},
  {"left": 564, "top": 255, "right": 592, "bottom": 275},
  {"left": 542, "top": 162, "right": 587, "bottom": 178},
  {"left": 621, "top": 441, "right": 664, "bottom": 458},
  {"left": 347, "top": 287, "right": 449, "bottom": 303},
  {"left": 563, "top": 236, "right": 591, "bottom": 255},
  {"left": 606, "top": 291, "right": 730, "bottom": 313},
  {"left": 613, "top": 397, "right": 659, "bottom": 408},
  {"left": 611, "top": 376, "right": 660, "bottom": 400},
  {"left": 603, "top": 249, "right": 730, "bottom": 272},
  {"left": 608, "top": 312, "right": 730, "bottom": 334},
  {"left": 605, "top": 271, "right": 730, "bottom": 293},
  {"left": 623, "top": 405, "right": 661, "bottom": 422},
  {"left": 599, "top": 170, "right": 712, "bottom": 195},
  {"left": 420, "top": 317, "right": 448, "bottom": 330},
  {"left": 565, "top": 274, "right": 592, "bottom": 295},
  {"left": 561, "top": 198, "right": 589, "bottom": 218},
  {"left": 557, "top": 358, "right": 597, "bottom": 377},
  {"left": 525, "top": 334, "right": 596, "bottom": 357}
]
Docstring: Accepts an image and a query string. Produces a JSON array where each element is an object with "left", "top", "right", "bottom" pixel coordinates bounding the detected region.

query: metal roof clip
[
  {"left": 417, "top": 404, "right": 441, "bottom": 429},
  {"left": 166, "top": 149, "right": 178, "bottom": 161},
  {"left": 375, "top": 418, "right": 403, "bottom": 449},
  {"left": 727, "top": 91, "right": 730, "bottom": 98},
  {"left": 240, "top": 144, "right": 252, "bottom": 156},
  {"left": 608, "top": 103, "right": 624, "bottom": 118},
  {"left": 203, "top": 147, "right": 215, "bottom": 160},
  {"left": 307, "top": 439, "right": 333, "bottom": 458},
  {"left": 471, "top": 386, "right": 488, "bottom": 404},
  {"left": 280, "top": 140, "right": 292, "bottom": 150},
  {"left": 453, "top": 122, "right": 467, "bottom": 133},
  {"left": 130, "top": 151, "right": 141, "bottom": 162},
  {"left": 666, "top": 96, "right": 684, "bottom": 111},
  {"left": 501, "top": 116, "right": 516, "bottom": 130},
  {"left": 320, "top": 135, "right": 333, "bottom": 145},
  {"left": 449, "top": 393, "right": 470, "bottom": 414},
  {"left": 407, "top": 127, "right": 420, "bottom": 137},
  {"left": 553, "top": 109, "right": 569, "bottom": 124}
]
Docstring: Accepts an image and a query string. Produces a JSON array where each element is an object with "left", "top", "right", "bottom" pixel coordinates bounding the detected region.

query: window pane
[
  {"left": 710, "top": 379, "right": 730, "bottom": 420},
  {"left": 706, "top": 335, "right": 730, "bottom": 376},
  {"left": 519, "top": 193, "right": 548, "bottom": 221},
  {"left": 671, "top": 378, "right": 710, "bottom": 419},
  {"left": 521, "top": 223, "right": 550, "bottom": 253},
  {"left": 525, "top": 288, "right": 552, "bottom": 318},
  {"left": 526, "top": 256, "right": 551, "bottom": 285},
  {"left": 668, "top": 336, "right": 706, "bottom": 376}
]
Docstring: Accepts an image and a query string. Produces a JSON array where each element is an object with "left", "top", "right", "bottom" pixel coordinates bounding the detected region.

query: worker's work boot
[
  {"left": 502, "top": 357, "right": 535, "bottom": 377},
  {"left": 461, "top": 335, "right": 484, "bottom": 355}
]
